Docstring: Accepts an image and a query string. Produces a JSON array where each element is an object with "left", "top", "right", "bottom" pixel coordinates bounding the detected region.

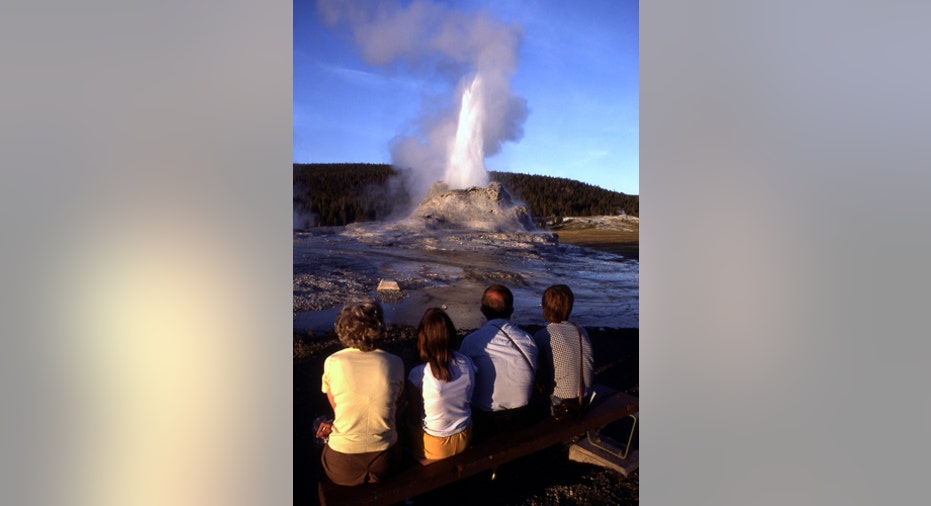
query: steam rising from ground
[{"left": 316, "top": 0, "right": 529, "bottom": 204}]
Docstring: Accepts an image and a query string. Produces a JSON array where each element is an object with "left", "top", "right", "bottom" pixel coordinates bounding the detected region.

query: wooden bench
[{"left": 318, "top": 389, "right": 639, "bottom": 506}]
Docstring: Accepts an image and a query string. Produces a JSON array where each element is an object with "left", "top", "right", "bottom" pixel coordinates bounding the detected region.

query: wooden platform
[{"left": 318, "top": 390, "right": 639, "bottom": 506}]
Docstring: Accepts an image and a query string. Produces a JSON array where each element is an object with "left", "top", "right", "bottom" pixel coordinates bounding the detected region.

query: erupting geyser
[
  {"left": 445, "top": 74, "right": 488, "bottom": 190},
  {"left": 399, "top": 72, "right": 533, "bottom": 234},
  {"left": 318, "top": 0, "right": 529, "bottom": 210}
]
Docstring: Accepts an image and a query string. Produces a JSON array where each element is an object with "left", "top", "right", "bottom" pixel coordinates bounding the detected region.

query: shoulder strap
[
  {"left": 492, "top": 324, "right": 534, "bottom": 372},
  {"left": 575, "top": 324, "right": 584, "bottom": 406}
]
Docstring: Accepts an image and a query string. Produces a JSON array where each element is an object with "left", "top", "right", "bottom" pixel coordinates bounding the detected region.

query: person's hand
[{"left": 315, "top": 421, "right": 333, "bottom": 440}]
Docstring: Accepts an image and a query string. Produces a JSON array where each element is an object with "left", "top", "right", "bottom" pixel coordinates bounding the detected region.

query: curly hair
[{"left": 334, "top": 298, "right": 385, "bottom": 352}]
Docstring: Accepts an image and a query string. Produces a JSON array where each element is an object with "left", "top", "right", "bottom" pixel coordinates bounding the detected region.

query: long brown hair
[{"left": 416, "top": 308, "right": 458, "bottom": 382}]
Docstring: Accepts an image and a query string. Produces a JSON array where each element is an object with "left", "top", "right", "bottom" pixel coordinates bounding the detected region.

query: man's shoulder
[
  {"left": 452, "top": 350, "right": 472, "bottom": 363},
  {"left": 502, "top": 321, "right": 535, "bottom": 340},
  {"left": 463, "top": 320, "right": 536, "bottom": 344},
  {"left": 463, "top": 322, "right": 495, "bottom": 341}
]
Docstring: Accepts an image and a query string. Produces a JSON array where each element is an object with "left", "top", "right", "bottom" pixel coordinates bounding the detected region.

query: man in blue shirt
[{"left": 460, "top": 284, "right": 539, "bottom": 441}]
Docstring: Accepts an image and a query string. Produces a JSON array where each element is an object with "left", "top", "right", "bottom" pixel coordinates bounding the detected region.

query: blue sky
[{"left": 294, "top": 0, "right": 639, "bottom": 195}]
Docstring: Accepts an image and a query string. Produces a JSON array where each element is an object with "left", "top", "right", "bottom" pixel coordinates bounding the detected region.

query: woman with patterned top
[
  {"left": 532, "top": 284, "right": 594, "bottom": 417},
  {"left": 406, "top": 308, "right": 476, "bottom": 463}
]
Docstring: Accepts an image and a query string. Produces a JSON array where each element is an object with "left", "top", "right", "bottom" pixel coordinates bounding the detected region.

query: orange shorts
[{"left": 410, "top": 423, "right": 472, "bottom": 462}]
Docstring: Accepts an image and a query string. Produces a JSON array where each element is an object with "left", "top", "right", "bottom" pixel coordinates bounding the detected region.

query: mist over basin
[{"left": 293, "top": 223, "right": 638, "bottom": 333}]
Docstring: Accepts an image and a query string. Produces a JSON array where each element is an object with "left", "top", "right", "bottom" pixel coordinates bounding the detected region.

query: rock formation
[{"left": 404, "top": 181, "right": 535, "bottom": 232}]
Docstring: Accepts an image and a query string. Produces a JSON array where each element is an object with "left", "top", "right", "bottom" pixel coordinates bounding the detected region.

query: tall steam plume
[{"left": 316, "top": 0, "right": 529, "bottom": 203}]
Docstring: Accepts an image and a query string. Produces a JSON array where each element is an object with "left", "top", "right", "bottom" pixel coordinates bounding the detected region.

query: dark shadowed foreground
[{"left": 294, "top": 326, "right": 639, "bottom": 506}]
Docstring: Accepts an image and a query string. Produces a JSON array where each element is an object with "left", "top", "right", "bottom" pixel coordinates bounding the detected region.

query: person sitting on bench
[
  {"left": 319, "top": 298, "right": 405, "bottom": 486},
  {"left": 460, "top": 284, "right": 539, "bottom": 442},
  {"left": 533, "top": 284, "right": 594, "bottom": 419},
  {"left": 405, "top": 308, "right": 476, "bottom": 463}
]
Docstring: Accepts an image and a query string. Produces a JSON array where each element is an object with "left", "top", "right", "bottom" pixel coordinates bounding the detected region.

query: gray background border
[{"left": 3, "top": 1, "right": 929, "bottom": 504}]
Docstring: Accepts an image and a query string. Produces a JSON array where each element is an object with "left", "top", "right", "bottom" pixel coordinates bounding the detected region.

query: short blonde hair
[{"left": 334, "top": 298, "right": 385, "bottom": 352}]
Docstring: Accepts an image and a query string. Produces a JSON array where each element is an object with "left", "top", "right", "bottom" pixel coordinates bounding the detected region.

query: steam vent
[{"left": 408, "top": 181, "right": 535, "bottom": 232}]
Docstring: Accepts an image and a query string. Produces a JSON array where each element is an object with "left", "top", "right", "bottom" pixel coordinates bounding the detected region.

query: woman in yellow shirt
[{"left": 319, "top": 298, "right": 405, "bottom": 486}]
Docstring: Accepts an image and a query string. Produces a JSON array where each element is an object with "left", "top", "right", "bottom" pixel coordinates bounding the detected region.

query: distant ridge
[{"left": 294, "top": 163, "right": 638, "bottom": 227}]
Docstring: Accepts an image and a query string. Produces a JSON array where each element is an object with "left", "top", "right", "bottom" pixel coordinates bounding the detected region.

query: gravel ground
[{"left": 294, "top": 325, "right": 639, "bottom": 506}]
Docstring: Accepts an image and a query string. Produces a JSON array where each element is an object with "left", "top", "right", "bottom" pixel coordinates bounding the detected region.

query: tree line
[
  {"left": 489, "top": 171, "right": 639, "bottom": 220},
  {"left": 294, "top": 163, "right": 638, "bottom": 227},
  {"left": 293, "top": 163, "right": 409, "bottom": 227}
]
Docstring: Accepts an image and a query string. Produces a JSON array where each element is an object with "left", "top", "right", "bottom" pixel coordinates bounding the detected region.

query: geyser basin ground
[{"left": 293, "top": 223, "right": 638, "bottom": 333}]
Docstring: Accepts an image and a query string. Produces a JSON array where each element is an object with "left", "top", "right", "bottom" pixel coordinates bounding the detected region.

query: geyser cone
[{"left": 407, "top": 181, "right": 535, "bottom": 232}]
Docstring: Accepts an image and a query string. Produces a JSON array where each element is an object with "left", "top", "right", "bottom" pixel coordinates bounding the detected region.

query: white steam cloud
[{"left": 316, "top": 0, "right": 529, "bottom": 203}]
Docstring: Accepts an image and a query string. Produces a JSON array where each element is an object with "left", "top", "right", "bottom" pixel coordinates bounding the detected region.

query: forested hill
[
  {"left": 294, "top": 163, "right": 638, "bottom": 227},
  {"left": 489, "top": 171, "right": 639, "bottom": 219}
]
